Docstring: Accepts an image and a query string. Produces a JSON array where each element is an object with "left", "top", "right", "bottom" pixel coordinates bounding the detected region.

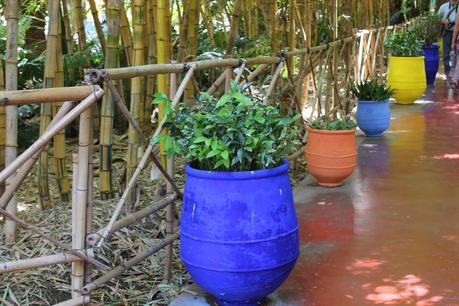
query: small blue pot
[
  {"left": 356, "top": 99, "right": 390, "bottom": 137},
  {"left": 181, "top": 160, "right": 299, "bottom": 306},
  {"left": 423, "top": 44, "right": 439, "bottom": 85}
]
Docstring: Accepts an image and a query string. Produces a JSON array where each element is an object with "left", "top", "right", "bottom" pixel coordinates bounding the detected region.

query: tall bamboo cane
[
  {"left": 74, "top": 0, "right": 87, "bottom": 51},
  {"left": 72, "top": 107, "right": 92, "bottom": 298},
  {"left": 226, "top": 0, "right": 242, "bottom": 57},
  {"left": 88, "top": 0, "right": 107, "bottom": 55},
  {"left": 4, "top": 0, "right": 17, "bottom": 244},
  {"left": 126, "top": 0, "right": 145, "bottom": 209},
  {"left": 120, "top": 5, "right": 134, "bottom": 66},
  {"left": 146, "top": 0, "right": 157, "bottom": 128},
  {"left": 53, "top": 7, "right": 70, "bottom": 202},
  {"left": 99, "top": 0, "right": 122, "bottom": 199},
  {"left": 0, "top": 52, "right": 5, "bottom": 197},
  {"left": 156, "top": 0, "right": 172, "bottom": 168},
  {"left": 184, "top": 0, "right": 200, "bottom": 104},
  {"left": 61, "top": 0, "right": 73, "bottom": 53},
  {"left": 39, "top": 0, "right": 59, "bottom": 209}
]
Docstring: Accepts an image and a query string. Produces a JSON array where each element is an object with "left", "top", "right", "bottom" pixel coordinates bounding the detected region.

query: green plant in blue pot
[
  {"left": 152, "top": 83, "right": 301, "bottom": 306},
  {"left": 351, "top": 79, "right": 395, "bottom": 137}
]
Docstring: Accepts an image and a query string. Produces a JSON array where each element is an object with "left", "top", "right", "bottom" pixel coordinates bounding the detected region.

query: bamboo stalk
[
  {"left": 163, "top": 71, "right": 178, "bottom": 282},
  {"left": 0, "top": 51, "right": 6, "bottom": 197},
  {"left": 99, "top": 0, "right": 121, "bottom": 199},
  {"left": 146, "top": 0, "right": 157, "bottom": 118},
  {"left": 156, "top": 0, "right": 172, "bottom": 171},
  {"left": 0, "top": 102, "right": 75, "bottom": 210},
  {"left": 53, "top": 9, "right": 71, "bottom": 203},
  {"left": 234, "top": 60, "right": 246, "bottom": 83},
  {"left": 0, "top": 253, "right": 80, "bottom": 273},
  {"left": 61, "top": 0, "right": 73, "bottom": 53},
  {"left": 225, "top": 68, "right": 233, "bottom": 92},
  {"left": 184, "top": 0, "right": 200, "bottom": 104},
  {"left": 81, "top": 233, "right": 180, "bottom": 294},
  {"left": 206, "top": 70, "right": 227, "bottom": 95},
  {"left": 72, "top": 106, "right": 92, "bottom": 298},
  {"left": 0, "top": 86, "right": 102, "bottom": 105},
  {"left": 89, "top": 57, "right": 280, "bottom": 80},
  {"left": 241, "top": 63, "right": 268, "bottom": 84},
  {"left": 95, "top": 66, "right": 195, "bottom": 248},
  {"left": 120, "top": 5, "right": 134, "bottom": 66},
  {"left": 226, "top": 0, "right": 242, "bottom": 56},
  {"left": 265, "top": 60, "right": 284, "bottom": 104},
  {"left": 86, "top": 193, "right": 177, "bottom": 246},
  {"left": 53, "top": 296, "right": 90, "bottom": 306},
  {"left": 4, "top": 0, "right": 18, "bottom": 245},
  {"left": 88, "top": 0, "right": 107, "bottom": 54},
  {"left": 74, "top": 0, "right": 87, "bottom": 51},
  {"left": 0, "top": 89, "right": 103, "bottom": 185},
  {"left": 84, "top": 118, "right": 94, "bottom": 286},
  {"left": 126, "top": 0, "right": 145, "bottom": 210}
]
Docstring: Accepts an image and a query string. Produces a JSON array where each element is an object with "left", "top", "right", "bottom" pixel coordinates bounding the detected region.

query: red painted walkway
[{"left": 274, "top": 86, "right": 459, "bottom": 306}]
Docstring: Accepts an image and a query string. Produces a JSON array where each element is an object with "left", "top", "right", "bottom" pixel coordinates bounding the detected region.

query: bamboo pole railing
[
  {"left": 0, "top": 253, "right": 81, "bottom": 273},
  {"left": 0, "top": 86, "right": 101, "bottom": 105},
  {"left": 0, "top": 22, "right": 399, "bottom": 305}
]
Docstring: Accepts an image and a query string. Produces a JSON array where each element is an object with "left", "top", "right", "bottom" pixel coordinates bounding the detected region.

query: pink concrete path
[{"left": 274, "top": 86, "right": 459, "bottom": 306}]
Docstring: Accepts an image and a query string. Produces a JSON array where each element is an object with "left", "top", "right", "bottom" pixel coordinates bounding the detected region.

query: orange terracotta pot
[{"left": 305, "top": 127, "right": 357, "bottom": 187}]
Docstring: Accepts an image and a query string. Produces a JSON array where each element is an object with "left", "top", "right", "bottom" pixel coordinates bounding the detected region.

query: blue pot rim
[
  {"left": 357, "top": 99, "right": 390, "bottom": 104},
  {"left": 185, "top": 159, "right": 289, "bottom": 180}
]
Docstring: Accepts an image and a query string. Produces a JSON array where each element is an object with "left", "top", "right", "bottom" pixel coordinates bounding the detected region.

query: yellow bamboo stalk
[
  {"left": 52, "top": 8, "right": 70, "bottom": 202},
  {"left": 39, "top": 0, "right": 59, "bottom": 210},
  {"left": 156, "top": 0, "right": 172, "bottom": 167},
  {"left": 4, "top": 0, "right": 18, "bottom": 244},
  {"left": 74, "top": 0, "right": 87, "bottom": 51},
  {"left": 88, "top": 0, "right": 107, "bottom": 54},
  {"left": 0, "top": 51, "right": 6, "bottom": 197},
  {"left": 61, "top": 0, "right": 73, "bottom": 53},
  {"left": 99, "top": 0, "right": 121, "bottom": 199},
  {"left": 72, "top": 107, "right": 91, "bottom": 298},
  {"left": 120, "top": 5, "right": 134, "bottom": 66},
  {"left": 226, "top": 0, "right": 242, "bottom": 57},
  {"left": 126, "top": 0, "right": 145, "bottom": 209},
  {"left": 185, "top": 0, "right": 200, "bottom": 104},
  {"left": 146, "top": 0, "right": 157, "bottom": 128},
  {"left": 201, "top": 4, "right": 215, "bottom": 48}
]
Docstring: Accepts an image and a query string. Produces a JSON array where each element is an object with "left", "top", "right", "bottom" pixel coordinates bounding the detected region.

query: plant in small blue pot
[
  {"left": 411, "top": 14, "right": 443, "bottom": 85},
  {"left": 152, "top": 83, "right": 301, "bottom": 306},
  {"left": 351, "top": 79, "right": 395, "bottom": 138}
]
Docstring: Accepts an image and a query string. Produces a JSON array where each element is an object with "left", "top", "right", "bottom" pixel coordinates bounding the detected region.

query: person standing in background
[{"left": 440, "top": 0, "right": 459, "bottom": 75}]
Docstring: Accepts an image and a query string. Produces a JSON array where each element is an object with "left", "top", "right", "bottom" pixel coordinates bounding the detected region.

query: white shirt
[{"left": 439, "top": 1, "right": 458, "bottom": 23}]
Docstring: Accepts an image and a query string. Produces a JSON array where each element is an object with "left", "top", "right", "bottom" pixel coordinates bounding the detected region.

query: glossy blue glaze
[
  {"left": 356, "top": 99, "right": 390, "bottom": 138},
  {"left": 423, "top": 44, "right": 439, "bottom": 85},
  {"left": 181, "top": 160, "right": 299, "bottom": 306}
]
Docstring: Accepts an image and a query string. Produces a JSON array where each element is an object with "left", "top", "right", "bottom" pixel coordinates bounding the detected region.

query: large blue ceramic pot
[
  {"left": 181, "top": 160, "right": 299, "bottom": 306},
  {"left": 423, "top": 44, "right": 439, "bottom": 85},
  {"left": 356, "top": 99, "right": 390, "bottom": 137}
]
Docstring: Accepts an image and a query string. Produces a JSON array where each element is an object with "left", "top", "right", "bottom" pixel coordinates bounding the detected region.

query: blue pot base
[
  {"left": 216, "top": 299, "right": 260, "bottom": 306},
  {"left": 365, "top": 133, "right": 384, "bottom": 138}
]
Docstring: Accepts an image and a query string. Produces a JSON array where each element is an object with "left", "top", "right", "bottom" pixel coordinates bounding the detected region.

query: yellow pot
[{"left": 387, "top": 55, "right": 427, "bottom": 105}]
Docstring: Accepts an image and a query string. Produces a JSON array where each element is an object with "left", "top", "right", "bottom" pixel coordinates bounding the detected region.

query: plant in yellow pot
[{"left": 384, "top": 28, "right": 426, "bottom": 104}]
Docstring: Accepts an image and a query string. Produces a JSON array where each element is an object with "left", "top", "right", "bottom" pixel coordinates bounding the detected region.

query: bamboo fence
[{"left": 0, "top": 22, "right": 399, "bottom": 304}]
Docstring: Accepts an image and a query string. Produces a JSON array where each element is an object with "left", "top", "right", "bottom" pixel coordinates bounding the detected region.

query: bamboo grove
[{"left": 0, "top": 0, "right": 432, "bottom": 243}]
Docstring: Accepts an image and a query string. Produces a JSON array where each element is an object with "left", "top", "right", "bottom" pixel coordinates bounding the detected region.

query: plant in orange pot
[{"left": 305, "top": 116, "right": 357, "bottom": 187}]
